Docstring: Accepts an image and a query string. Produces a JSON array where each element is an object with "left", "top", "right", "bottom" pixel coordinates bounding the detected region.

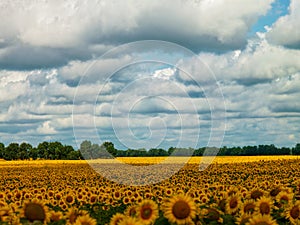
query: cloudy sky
[{"left": 0, "top": 0, "right": 299, "bottom": 150}]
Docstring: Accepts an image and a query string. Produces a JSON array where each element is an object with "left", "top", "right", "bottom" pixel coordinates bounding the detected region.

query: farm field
[{"left": 1, "top": 156, "right": 300, "bottom": 225}]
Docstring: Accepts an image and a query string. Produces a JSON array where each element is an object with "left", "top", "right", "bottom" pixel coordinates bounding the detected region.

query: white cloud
[
  {"left": 266, "top": 0, "right": 300, "bottom": 49},
  {"left": 153, "top": 68, "right": 176, "bottom": 80},
  {"left": 0, "top": 0, "right": 274, "bottom": 70},
  {"left": 36, "top": 121, "right": 57, "bottom": 134},
  {"left": 1, "top": 0, "right": 300, "bottom": 149},
  {"left": 180, "top": 37, "right": 300, "bottom": 85}
]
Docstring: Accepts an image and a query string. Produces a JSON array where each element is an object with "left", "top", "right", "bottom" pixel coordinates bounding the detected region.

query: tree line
[
  {"left": 0, "top": 141, "right": 82, "bottom": 160},
  {"left": 1, "top": 140, "right": 300, "bottom": 160}
]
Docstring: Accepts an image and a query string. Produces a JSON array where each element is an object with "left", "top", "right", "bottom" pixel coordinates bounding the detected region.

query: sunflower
[
  {"left": 123, "top": 197, "right": 131, "bottom": 205},
  {"left": 0, "top": 201, "right": 7, "bottom": 208},
  {"left": 113, "top": 191, "right": 123, "bottom": 200},
  {"left": 136, "top": 199, "right": 159, "bottom": 225},
  {"left": 110, "top": 213, "right": 126, "bottom": 225},
  {"left": 65, "top": 208, "right": 89, "bottom": 224},
  {"left": 118, "top": 216, "right": 143, "bottom": 225},
  {"left": 144, "top": 192, "right": 152, "bottom": 199},
  {"left": 50, "top": 211, "right": 64, "bottom": 222},
  {"left": 226, "top": 194, "right": 241, "bottom": 214},
  {"left": 163, "top": 194, "right": 196, "bottom": 225},
  {"left": 164, "top": 188, "right": 173, "bottom": 197},
  {"left": 246, "top": 214, "right": 278, "bottom": 225},
  {"left": 125, "top": 205, "right": 137, "bottom": 217},
  {"left": 89, "top": 195, "right": 98, "bottom": 204},
  {"left": 0, "top": 192, "right": 5, "bottom": 200},
  {"left": 285, "top": 201, "right": 300, "bottom": 225},
  {"left": 276, "top": 191, "right": 293, "bottom": 205},
  {"left": 65, "top": 194, "right": 75, "bottom": 205},
  {"left": 241, "top": 200, "right": 256, "bottom": 214},
  {"left": 249, "top": 189, "right": 265, "bottom": 201},
  {"left": 236, "top": 213, "right": 251, "bottom": 225},
  {"left": 269, "top": 187, "right": 281, "bottom": 198},
  {"left": 74, "top": 215, "right": 97, "bottom": 225},
  {"left": 20, "top": 199, "right": 50, "bottom": 224},
  {"left": 227, "top": 187, "right": 239, "bottom": 197},
  {"left": 255, "top": 197, "right": 273, "bottom": 215},
  {"left": 0, "top": 206, "right": 12, "bottom": 222},
  {"left": 202, "top": 206, "right": 223, "bottom": 223}
]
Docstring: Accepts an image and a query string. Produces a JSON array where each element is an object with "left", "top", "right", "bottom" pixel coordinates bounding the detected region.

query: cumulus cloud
[
  {"left": 1, "top": 0, "right": 300, "bottom": 149},
  {"left": 178, "top": 37, "right": 300, "bottom": 86},
  {"left": 0, "top": 0, "right": 274, "bottom": 70},
  {"left": 266, "top": 0, "right": 300, "bottom": 49}
]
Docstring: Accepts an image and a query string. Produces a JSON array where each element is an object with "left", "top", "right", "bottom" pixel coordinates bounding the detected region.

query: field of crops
[{"left": 1, "top": 156, "right": 300, "bottom": 225}]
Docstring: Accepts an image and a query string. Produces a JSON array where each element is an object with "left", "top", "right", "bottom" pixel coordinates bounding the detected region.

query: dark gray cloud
[{"left": 0, "top": 44, "right": 93, "bottom": 70}]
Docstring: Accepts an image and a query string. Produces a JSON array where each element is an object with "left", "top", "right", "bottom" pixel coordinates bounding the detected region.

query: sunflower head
[
  {"left": 247, "top": 214, "right": 278, "bottom": 225},
  {"left": 276, "top": 191, "right": 293, "bottom": 205},
  {"left": 136, "top": 199, "right": 159, "bottom": 225},
  {"left": 163, "top": 194, "right": 196, "bottom": 225},
  {"left": 50, "top": 211, "right": 63, "bottom": 222},
  {"left": 110, "top": 213, "right": 126, "bottom": 225},
  {"left": 65, "top": 208, "right": 88, "bottom": 224},
  {"left": 226, "top": 194, "right": 241, "bottom": 215},
  {"left": 236, "top": 213, "right": 251, "bottom": 225},
  {"left": 74, "top": 215, "right": 97, "bottom": 225},
  {"left": 255, "top": 197, "right": 273, "bottom": 215},
  {"left": 285, "top": 201, "right": 300, "bottom": 224},
  {"left": 21, "top": 199, "right": 50, "bottom": 223},
  {"left": 242, "top": 200, "right": 256, "bottom": 214},
  {"left": 249, "top": 189, "right": 265, "bottom": 200},
  {"left": 203, "top": 206, "right": 223, "bottom": 223}
]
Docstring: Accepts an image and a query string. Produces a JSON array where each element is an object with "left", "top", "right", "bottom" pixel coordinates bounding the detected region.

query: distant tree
[
  {"left": 67, "top": 150, "right": 83, "bottom": 160},
  {"left": 168, "top": 147, "right": 175, "bottom": 155},
  {"left": 28, "top": 147, "right": 38, "bottom": 160},
  {"left": 293, "top": 143, "right": 300, "bottom": 155},
  {"left": 278, "top": 147, "right": 290, "bottom": 155},
  {"left": 18, "top": 142, "right": 32, "bottom": 159},
  {"left": 0, "top": 142, "right": 5, "bottom": 159},
  {"left": 102, "top": 141, "right": 117, "bottom": 157},
  {"left": 61, "top": 145, "right": 75, "bottom": 159},
  {"left": 80, "top": 140, "right": 92, "bottom": 159},
  {"left": 193, "top": 147, "right": 205, "bottom": 156},
  {"left": 48, "top": 142, "right": 63, "bottom": 159},
  {"left": 148, "top": 148, "right": 168, "bottom": 156},
  {"left": 4, "top": 143, "right": 20, "bottom": 160},
  {"left": 171, "top": 148, "right": 194, "bottom": 156},
  {"left": 37, "top": 142, "right": 50, "bottom": 159}
]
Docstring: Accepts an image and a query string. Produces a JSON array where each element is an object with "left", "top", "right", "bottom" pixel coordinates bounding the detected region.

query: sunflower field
[{"left": 1, "top": 156, "right": 300, "bottom": 225}]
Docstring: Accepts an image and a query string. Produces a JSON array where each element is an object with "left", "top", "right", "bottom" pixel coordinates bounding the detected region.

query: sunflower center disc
[
  {"left": 229, "top": 199, "right": 238, "bottom": 209},
  {"left": 260, "top": 203, "right": 270, "bottom": 214},
  {"left": 141, "top": 207, "right": 152, "bottom": 220},
  {"left": 291, "top": 206, "right": 300, "bottom": 219},
  {"left": 172, "top": 200, "right": 190, "bottom": 219},
  {"left": 25, "top": 203, "right": 46, "bottom": 222}
]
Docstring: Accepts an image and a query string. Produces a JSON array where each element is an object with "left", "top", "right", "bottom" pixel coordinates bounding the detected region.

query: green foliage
[
  {"left": 0, "top": 140, "right": 300, "bottom": 160},
  {"left": 0, "top": 141, "right": 81, "bottom": 161}
]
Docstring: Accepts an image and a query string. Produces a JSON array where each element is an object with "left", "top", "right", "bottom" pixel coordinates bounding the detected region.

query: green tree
[
  {"left": 80, "top": 140, "right": 92, "bottom": 159},
  {"left": 18, "top": 142, "right": 32, "bottom": 159},
  {"left": 0, "top": 142, "right": 5, "bottom": 159},
  {"left": 28, "top": 147, "right": 38, "bottom": 159},
  {"left": 293, "top": 143, "right": 300, "bottom": 155},
  {"left": 5, "top": 143, "right": 20, "bottom": 160},
  {"left": 61, "top": 145, "right": 75, "bottom": 159},
  {"left": 67, "top": 150, "right": 83, "bottom": 160},
  {"left": 102, "top": 141, "right": 117, "bottom": 157},
  {"left": 37, "top": 141, "right": 49, "bottom": 159}
]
